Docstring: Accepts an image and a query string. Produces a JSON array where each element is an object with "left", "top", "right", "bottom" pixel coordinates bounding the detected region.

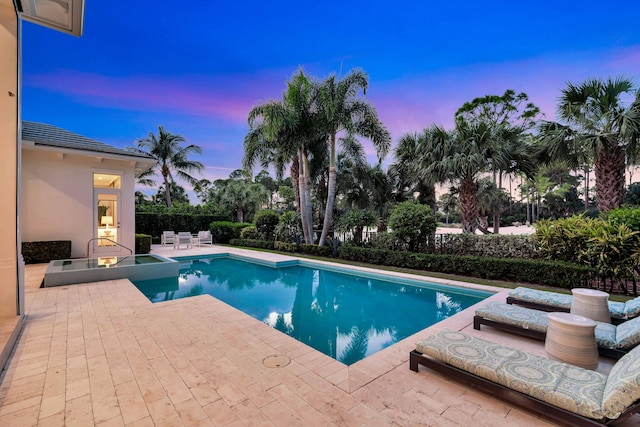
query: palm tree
[
  {"left": 418, "top": 119, "right": 536, "bottom": 233},
  {"left": 389, "top": 131, "right": 437, "bottom": 208},
  {"left": 538, "top": 77, "right": 640, "bottom": 211},
  {"left": 155, "top": 181, "right": 190, "bottom": 206},
  {"left": 243, "top": 70, "right": 326, "bottom": 243},
  {"left": 135, "top": 126, "right": 204, "bottom": 208},
  {"left": 317, "top": 69, "right": 391, "bottom": 246}
]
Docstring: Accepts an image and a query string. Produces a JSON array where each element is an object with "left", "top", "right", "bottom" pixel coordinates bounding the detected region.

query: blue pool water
[{"left": 132, "top": 256, "right": 490, "bottom": 365}]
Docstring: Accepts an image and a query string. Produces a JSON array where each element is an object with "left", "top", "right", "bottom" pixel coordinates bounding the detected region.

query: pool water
[{"left": 132, "top": 256, "right": 490, "bottom": 365}]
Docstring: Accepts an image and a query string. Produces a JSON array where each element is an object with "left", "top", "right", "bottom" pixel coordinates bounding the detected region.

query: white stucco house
[
  {"left": 1, "top": 0, "right": 99, "bottom": 372},
  {"left": 21, "top": 121, "right": 155, "bottom": 258}
]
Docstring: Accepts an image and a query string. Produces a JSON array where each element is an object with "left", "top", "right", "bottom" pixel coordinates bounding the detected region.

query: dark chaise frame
[
  {"left": 409, "top": 349, "right": 640, "bottom": 427},
  {"left": 506, "top": 295, "right": 571, "bottom": 312},
  {"left": 473, "top": 315, "right": 627, "bottom": 359}
]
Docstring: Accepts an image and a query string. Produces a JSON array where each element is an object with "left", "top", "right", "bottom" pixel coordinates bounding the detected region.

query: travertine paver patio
[{"left": 1, "top": 245, "right": 639, "bottom": 426}]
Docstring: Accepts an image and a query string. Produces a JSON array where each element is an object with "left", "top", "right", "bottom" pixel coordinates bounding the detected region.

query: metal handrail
[{"left": 86, "top": 237, "right": 133, "bottom": 257}]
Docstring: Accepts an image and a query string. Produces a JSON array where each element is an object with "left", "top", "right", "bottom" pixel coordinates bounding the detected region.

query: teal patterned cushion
[
  {"left": 615, "top": 317, "right": 640, "bottom": 350},
  {"left": 416, "top": 330, "right": 606, "bottom": 419},
  {"left": 609, "top": 301, "right": 627, "bottom": 320},
  {"left": 476, "top": 301, "right": 618, "bottom": 349},
  {"left": 508, "top": 287, "right": 572, "bottom": 310},
  {"left": 595, "top": 323, "right": 618, "bottom": 349},
  {"left": 623, "top": 297, "right": 640, "bottom": 319},
  {"left": 476, "top": 301, "right": 549, "bottom": 333},
  {"left": 602, "top": 345, "right": 640, "bottom": 418}
]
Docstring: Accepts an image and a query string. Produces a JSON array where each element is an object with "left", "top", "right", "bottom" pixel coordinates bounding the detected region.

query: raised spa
[{"left": 43, "top": 254, "right": 178, "bottom": 287}]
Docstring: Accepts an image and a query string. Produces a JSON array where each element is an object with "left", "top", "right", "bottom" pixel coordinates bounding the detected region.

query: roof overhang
[
  {"left": 17, "top": 0, "right": 85, "bottom": 37},
  {"left": 22, "top": 140, "right": 157, "bottom": 177}
]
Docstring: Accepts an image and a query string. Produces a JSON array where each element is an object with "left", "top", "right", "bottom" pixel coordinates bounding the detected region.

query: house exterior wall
[
  {"left": 0, "top": 0, "right": 20, "bottom": 317},
  {"left": 22, "top": 149, "right": 137, "bottom": 258}
]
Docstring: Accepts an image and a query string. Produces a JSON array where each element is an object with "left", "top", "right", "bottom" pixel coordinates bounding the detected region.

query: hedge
[
  {"left": 232, "top": 240, "right": 332, "bottom": 257},
  {"left": 209, "top": 222, "right": 252, "bottom": 243},
  {"left": 337, "top": 245, "right": 595, "bottom": 288},
  {"left": 229, "top": 238, "right": 275, "bottom": 250},
  {"left": 135, "top": 234, "right": 152, "bottom": 254},
  {"left": 22, "top": 241, "right": 71, "bottom": 264},
  {"left": 135, "top": 213, "right": 228, "bottom": 240}
]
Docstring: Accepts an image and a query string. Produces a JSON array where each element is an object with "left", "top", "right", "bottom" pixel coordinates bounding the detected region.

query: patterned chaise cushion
[
  {"left": 615, "top": 317, "right": 640, "bottom": 350},
  {"left": 602, "top": 344, "right": 640, "bottom": 419},
  {"left": 476, "top": 301, "right": 550, "bottom": 333},
  {"left": 476, "top": 301, "right": 618, "bottom": 349},
  {"left": 508, "top": 287, "right": 572, "bottom": 310},
  {"left": 416, "top": 330, "right": 607, "bottom": 419},
  {"left": 623, "top": 297, "right": 640, "bottom": 320},
  {"left": 508, "top": 287, "right": 630, "bottom": 320}
]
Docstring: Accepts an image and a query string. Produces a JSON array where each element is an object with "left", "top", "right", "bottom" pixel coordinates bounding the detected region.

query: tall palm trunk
[
  {"left": 594, "top": 143, "right": 625, "bottom": 212},
  {"left": 319, "top": 134, "right": 337, "bottom": 246},
  {"left": 493, "top": 172, "right": 502, "bottom": 234},
  {"left": 459, "top": 177, "right": 478, "bottom": 233},
  {"left": 297, "top": 150, "right": 311, "bottom": 244},
  {"left": 298, "top": 148, "right": 314, "bottom": 243},
  {"left": 291, "top": 154, "right": 300, "bottom": 212},
  {"left": 584, "top": 166, "right": 590, "bottom": 210},
  {"left": 302, "top": 153, "right": 314, "bottom": 242},
  {"left": 163, "top": 172, "right": 172, "bottom": 208}
]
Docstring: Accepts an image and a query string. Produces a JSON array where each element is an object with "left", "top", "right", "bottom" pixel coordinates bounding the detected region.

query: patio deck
[{"left": 1, "top": 245, "right": 638, "bottom": 426}]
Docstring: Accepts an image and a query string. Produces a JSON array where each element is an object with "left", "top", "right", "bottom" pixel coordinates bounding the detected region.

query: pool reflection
[{"left": 133, "top": 258, "right": 485, "bottom": 365}]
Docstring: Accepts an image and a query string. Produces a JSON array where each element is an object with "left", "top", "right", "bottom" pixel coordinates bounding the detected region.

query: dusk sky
[{"left": 22, "top": 1, "right": 640, "bottom": 201}]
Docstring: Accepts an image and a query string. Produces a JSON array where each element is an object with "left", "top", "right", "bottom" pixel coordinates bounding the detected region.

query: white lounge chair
[
  {"left": 174, "top": 232, "right": 192, "bottom": 249},
  {"left": 161, "top": 231, "right": 175, "bottom": 246},
  {"left": 197, "top": 230, "right": 212, "bottom": 246}
]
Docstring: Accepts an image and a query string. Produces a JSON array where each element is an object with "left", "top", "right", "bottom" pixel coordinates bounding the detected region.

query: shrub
[
  {"left": 534, "top": 215, "right": 640, "bottom": 292},
  {"left": 335, "top": 209, "right": 379, "bottom": 244},
  {"left": 338, "top": 246, "right": 595, "bottom": 288},
  {"left": 254, "top": 210, "right": 280, "bottom": 240},
  {"left": 607, "top": 206, "right": 640, "bottom": 232},
  {"left": 275, "top": 211, "right": 302, "bottom": 243},
  {"left": 134, "top": 234, "right": 152, "bottom": 254},
  {"left": 434, "top": 234, "right": 540, "bottom": 259},
  {"left": 22, "top": 241, "right": 71, "bottom": 264},
  {"left": 367, "top": 232, "right": 400, "bottom": 251},
  {"left": 388, "top": 201, "right": 437, "bottom": 252},
  {"left": 298, "top": 244, "right": 332, "bottom": 257},
  {"left": 210, "top": 221, "right": 251, "bottom": 243},
  {"left": 240, "top": 226, "right": 258, "bottom": 239},
  {"left": 533, "top": 216, "right": 594, "bottom": 263},
  {"left": 274, "top": 241, "right": 297, "bottom": 252}
]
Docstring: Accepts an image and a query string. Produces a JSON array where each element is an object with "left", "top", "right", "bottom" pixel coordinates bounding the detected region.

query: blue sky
[{"left": 22, "top": 1, "right": 640, "bottom": 200}]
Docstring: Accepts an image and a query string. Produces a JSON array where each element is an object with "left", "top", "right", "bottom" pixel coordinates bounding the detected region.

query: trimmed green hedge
[
  {"left": 22, "top": 241, "right": 71, "bottom": 264},
  {"left": 274, "top": 241, "right": 296, "bottom": 252},
  {"left": 232, "top": 240, "right": 332, "bottom": 257},
  {"left": 135, "top": 234, "right": 152, "bottom": 254},
  {"left": 210, "top": 222, "right": 252, "bottom": 243},
  {"left": 229, "top": 238, "right": 275, "bottom": 250},
  {"left": 337, "top": 246, "right": 595, "bottom": 288},
  {"left": 135, "top": 213, "right": 227, "bottom": 240}
]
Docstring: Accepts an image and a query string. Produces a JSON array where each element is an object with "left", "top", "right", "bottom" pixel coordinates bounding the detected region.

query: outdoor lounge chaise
[
  {"left": 197, "top": 230, "right": 212, "bottom": 246},
  {"left": 161, "top": 230, "right": 175, "bottom": 246},
  {"left": 410, "top": 329, "right": 640, "bottom": 426},
  {"left": 474, "top": 301, "right": 640, "bottom": 359},
  {"left": 507, "top": 286, "right": 640, "bottom": 323}
]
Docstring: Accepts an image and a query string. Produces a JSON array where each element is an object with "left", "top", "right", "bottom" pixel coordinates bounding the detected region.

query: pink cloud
[{"left": 24, "top": 69, "right": 292, "bottom": 125}]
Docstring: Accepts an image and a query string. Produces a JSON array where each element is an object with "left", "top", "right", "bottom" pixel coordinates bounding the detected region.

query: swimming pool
[{"left": 132, "top": 255, "right": 491, "bottom": 365}]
